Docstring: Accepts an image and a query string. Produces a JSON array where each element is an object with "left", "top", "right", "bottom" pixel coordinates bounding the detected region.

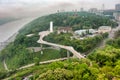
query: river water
[{"left": 0, "top": 17, "right": 36, "bottom": 42}]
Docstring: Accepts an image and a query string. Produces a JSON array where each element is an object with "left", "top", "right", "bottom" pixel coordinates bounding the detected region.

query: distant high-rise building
[
  {"left": 115, "top": 4, "right": 120, "bottom": 11},
  {"left": 57, "top": 10, "right": 59, "bottom": 13},
  {"left": 89, "top": 8, "right": 98, "bottom": 13},
  {"left": 80, "top": 8, "right": 84, "bottom": 12},
  {"left": 102, "top": 4, "right": 105, "bottom": 11}
]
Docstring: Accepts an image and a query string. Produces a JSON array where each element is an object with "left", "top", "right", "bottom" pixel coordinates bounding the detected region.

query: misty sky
[{"left": 0, "top": 0, "right": 120, "bottom": 18}]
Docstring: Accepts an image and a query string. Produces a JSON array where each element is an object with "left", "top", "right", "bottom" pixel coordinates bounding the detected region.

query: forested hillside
[
  {"left": 2, "top": 44, "right": 120, "bottom": 80},
  {"left": 19, "top": 12, "right": 118, "bottom": 35},
  {"left": 2, "top": 29, "right": 120, "bottom": 80},
  {"left": 0, "top": 12, "right": 119, "bottom": 79},
  {"left": 44, "top": 32, "right": 108, "bottom": 53}
]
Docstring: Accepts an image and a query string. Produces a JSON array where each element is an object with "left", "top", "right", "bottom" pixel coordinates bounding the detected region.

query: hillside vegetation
[
  {"left": 44, "top": 32, "right": 108, "bottom": 53},
  {"left": 2, "top": 31, "right": 120, "bottom": 80},
  {"left": 2, "top": 44, "right": 120, "bottom": 80},
  {"left": 0, "top": 12, "right": 119, "bottom": 79},
  {"left": 19, "top": 12, "right": 118, "bottom": 35}
]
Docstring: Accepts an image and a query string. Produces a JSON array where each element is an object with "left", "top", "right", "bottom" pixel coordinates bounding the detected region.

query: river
[
  {"left": 0, "top": 17, "right": 37, "bottom": 42},
  {"left": 0, "top": 17, "right": 37, "bottom": 50}
]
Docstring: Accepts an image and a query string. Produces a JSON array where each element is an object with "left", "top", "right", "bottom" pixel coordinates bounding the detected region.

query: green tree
[{"left": 34, "top": 57, "right": 39, "bottom": 65}]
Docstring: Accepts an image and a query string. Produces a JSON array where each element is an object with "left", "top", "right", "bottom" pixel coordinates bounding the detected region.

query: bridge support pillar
[
  {"left": 40, "top": 44, "right": 42, "bottom": 49},
  {"left": 67, "top": 50, "right": 70, "bottom": 58},
  {"left": 40, "top": 44, "right": 43, "bottom": 55}
]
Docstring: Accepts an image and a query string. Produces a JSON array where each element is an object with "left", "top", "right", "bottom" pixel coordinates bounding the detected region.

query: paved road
[
  {"left": 4, "top": 57, "right": 69, "bottom": 80},
  {"left": 100, "top": 22, "right": 120, "bottom": 48},
  {"left": 37, "top": 31, "right": 84, "bottom": 59},
  {"left": 109, "top": 22, "right": 120, "bottom": 39},
  {"left": 4, "top": 30, "right": 84, "bottom": 72},
  {"left": 18, "top": 57, "right": 69, "bottom": 70}
]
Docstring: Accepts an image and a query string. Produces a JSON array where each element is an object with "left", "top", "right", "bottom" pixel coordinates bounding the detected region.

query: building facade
[
  {"left": 115, "top": 4, "right": 120, "bottom": 11},
  {"left": 57, "top": 27, "right": 72, "bottom": 34},
  {"left": 89, "top": 8, "right": 98, "bottom": 13},
  {"left": 98, "top": 26, "right": 111, "bottom": 33}
]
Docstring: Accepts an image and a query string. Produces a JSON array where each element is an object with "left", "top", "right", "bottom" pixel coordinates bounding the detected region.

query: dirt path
[{"left": 3, "top": 59, "right": 9, "bottom": 71}]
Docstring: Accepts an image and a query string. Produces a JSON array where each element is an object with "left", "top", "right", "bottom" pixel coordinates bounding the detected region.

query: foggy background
[
  {"left": 0, "top": 0, "right": 120, "bottom": 18},
  {"left": 0, "top": 0, "right": 120, "bottom": 47}
]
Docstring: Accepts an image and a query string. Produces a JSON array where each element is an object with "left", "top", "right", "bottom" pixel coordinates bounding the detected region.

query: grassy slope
[
  {"left": 35, "top": 49, "right": 61, "bottom": 61},
  {"left": 6, "top": 49, "right": 61, "bottom": 69},
  {"left": 0, "top": 62, "right": 5, "bottom": 71},
  {"left": 5, "top": 45, "right": 120, "bottom": 80}
]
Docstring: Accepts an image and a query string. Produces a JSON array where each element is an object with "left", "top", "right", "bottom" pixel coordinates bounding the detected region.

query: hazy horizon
[{"left": 0, "top": 0, "right": 120, "bottom": 18}]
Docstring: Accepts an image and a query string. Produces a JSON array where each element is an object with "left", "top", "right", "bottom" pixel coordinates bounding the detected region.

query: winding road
[
  {"left": 108, "top": 22, "right": 120, "bottom": 39},
  {"left": 4, "top": 57, "right": 70, "bottom": 80},
  {"left": 16, "top": 31, "right": 84, "bottom": 70},
  {"left": 18, "top": 57, "right": 69, "bottom": 70},
  {"left": 37, "top": 31, "right": 84, "bottom": 59},
  {"left": 99, "top": 22, "right": 120, "bottom": 48}
]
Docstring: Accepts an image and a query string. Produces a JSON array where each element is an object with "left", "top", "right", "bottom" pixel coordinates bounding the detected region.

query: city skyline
[
  {"left": 0, "top": 0, "right": 119, "bottom": 8},
  {"left": 0, "top": 0, "right": 120, "bottom": 18}
]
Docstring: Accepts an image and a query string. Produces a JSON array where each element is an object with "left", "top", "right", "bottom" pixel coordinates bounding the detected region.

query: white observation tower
[{"left": 50, "top": 21, "right": 53, "bottom": 32}]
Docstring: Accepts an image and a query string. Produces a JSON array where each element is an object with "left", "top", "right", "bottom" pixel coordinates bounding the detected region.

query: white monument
[{"left": 50, "top": 21, "right": 53, "bottom": 32}]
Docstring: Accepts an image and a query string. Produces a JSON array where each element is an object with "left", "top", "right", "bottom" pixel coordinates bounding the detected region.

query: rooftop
[
  {"left": 58, "top": 27, "right": 72, "bottom": 31},
  {"left": 99, "top": 26, "right": 111, "bottom": 30},
  {"left": 75, "top": 29, "right": 97, "bottom": 35}
]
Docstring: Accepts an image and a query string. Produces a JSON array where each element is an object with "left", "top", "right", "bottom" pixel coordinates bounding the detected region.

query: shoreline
[
  {"left": 0, "top": 17, "right": 37, "bottom": 51},
  {"left": 0, "top": 17, "right": 37, "bottom": 42}
]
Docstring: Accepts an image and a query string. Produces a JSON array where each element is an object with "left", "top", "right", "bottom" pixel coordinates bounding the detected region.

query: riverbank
[
  {"left": 0, "top": 17, "right": 37, "bottom": 51},
  {"left": 0, "top": 17, "right": 37, "bottom": 42}
]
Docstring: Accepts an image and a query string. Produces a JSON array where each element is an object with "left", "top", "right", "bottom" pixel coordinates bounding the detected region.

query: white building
[
  {"left": 75, "top": 30, "right": 86, "bottom": 36},
  {"left": 74, "top": 29, "right": 97, "bottom": 36},
  {"left": 57, "top": 27, "right": 72, "bottom": 34},
  {"left": 98, "top": 26, "right": 111, "bottom": 33}
]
